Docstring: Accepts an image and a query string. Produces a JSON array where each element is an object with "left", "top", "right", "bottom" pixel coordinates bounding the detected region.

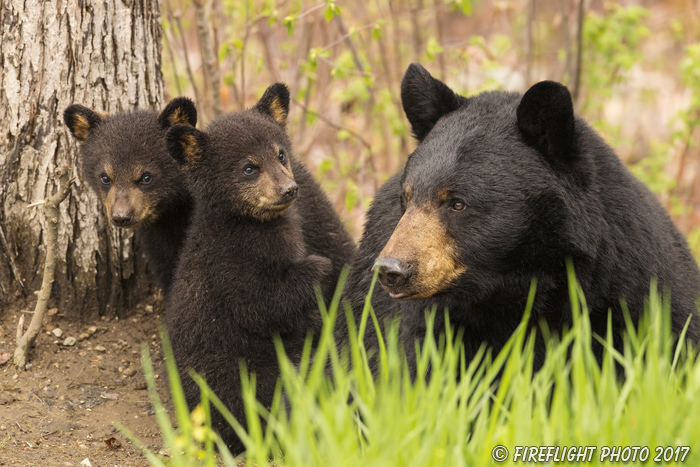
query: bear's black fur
[
  {"left": 63, "top": 99, "right": 197, "bottom": 294},
  {"left": 165, "top": 83, "right": 354, "bottom": 454},
  {"left": 345, "top": 63, "right": 700, "bottom": 373}
]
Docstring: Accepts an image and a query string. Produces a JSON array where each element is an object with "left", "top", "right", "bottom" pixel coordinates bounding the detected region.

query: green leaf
[
  {"left": 372, "top": 23, "right": 385, "bottom": 41},
  {"left": 218, "top": 42, "right": 230, "bottom": 62},
  {"left": 223, "top": 72, "right": 235, "bottom": 87},
  {"left": 426, "top": 36, "right": 444, "bottom": 61},
  {"left": 281, "top": 15, "right": 296, "bottom": 36},
  {"left": 306, "top": 112, "right": 318, "bottom": 126},
  {"left": 324, "top": 2, "right": 341, "bottom": 21},
  {"left": 345, "top": 185, "right": 359, "bottom": 212},
  {"left": 324, "top": 4, "right": 335, "bottom": 21},
  {"left": 317, "top": 157, "right": 334, "bottom": 176}
]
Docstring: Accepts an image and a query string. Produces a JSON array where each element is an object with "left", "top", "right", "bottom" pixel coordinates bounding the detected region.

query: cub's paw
[{"left": 305, "top": 254, "right": 333, "bottom": 277}]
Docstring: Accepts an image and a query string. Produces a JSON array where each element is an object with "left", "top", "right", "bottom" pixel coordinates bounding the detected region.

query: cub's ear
[
  {"left": 158, "top": 97, "right": 198, "bottom": 130},
  {"left": 63, "top": 105, "right": 104, "bottom": 142},
  {"left": 255, "top": 83, "right": 290, "bottom": 126},
  {"left": 517, "top": 81, "right": 575, "bottom": 162},
  {"left": 401, "top": 63, "right": 467, "bottom": 142},
  {"left": 166, "top": 124, "right": 207, "bottom": 169}
]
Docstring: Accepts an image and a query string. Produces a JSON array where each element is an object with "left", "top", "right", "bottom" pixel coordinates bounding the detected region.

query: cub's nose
[
  {"left": 112, "top": 211, "right": 134, "bottom": 227},
  {"left": 280, "top": 182, "right": 299, "bottom": 201},
  {"left": 372, "top": 257, "right": 413, "bottom": 289}
]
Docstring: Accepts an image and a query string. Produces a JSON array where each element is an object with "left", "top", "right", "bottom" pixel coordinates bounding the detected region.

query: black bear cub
[
  {"left": 64, "top": 99, "right": 197, "bottom": 294},
  {"left": 165, "top": 83, "right": 354, "bottom": 454},
  {"left": 348, "top": 63, "right": 700, "bottom": 373}
]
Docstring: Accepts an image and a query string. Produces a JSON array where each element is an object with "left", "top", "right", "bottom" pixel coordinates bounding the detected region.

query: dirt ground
[{"left": 0, "top": 297, "right": 170, "bottom": 467}]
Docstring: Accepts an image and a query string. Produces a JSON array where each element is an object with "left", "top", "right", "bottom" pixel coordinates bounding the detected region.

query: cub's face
[
  {"left": 228, "top": 140, "right": 298, "bottom": 221},
  {"left": 90, "top": 154, "right": 161, "bottom": 228},
  {"left": 374, "top": 63, "right": 576, "bottom": 301},
  {"left": 64, "top": 99, "right": 197, "bottom": 228},
  {"left": 167, "top": 83, "right": 298, "bottom": 222}
]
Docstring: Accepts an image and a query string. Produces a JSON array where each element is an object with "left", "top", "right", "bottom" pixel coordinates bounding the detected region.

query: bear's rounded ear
[
  {"left": 517, "top": 81, "right": 575, "bottom": 163},
  {"left": 166, "top": 124, "right": 207, "bottom": 169},
  {"left": 255, "top": 83, "right": 290, "bottom": 126},
  {"left": 63, "top": 105, "right": 104, "bottom": 142},
  {"left": 158, "top": 97, "right": 198, "bottom": 130},
  {"left": 401, "top": 63, "right": 468, "bottom": 142}
]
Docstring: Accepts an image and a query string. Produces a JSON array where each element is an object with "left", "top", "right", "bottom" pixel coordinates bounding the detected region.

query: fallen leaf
[{"left": 104, "top": 437, "right": 121, "bottom": 449}]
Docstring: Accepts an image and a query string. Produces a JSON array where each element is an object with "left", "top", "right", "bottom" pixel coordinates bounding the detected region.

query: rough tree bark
[{"left": 0, "top": 0, "right": 164, "bottom": 320}]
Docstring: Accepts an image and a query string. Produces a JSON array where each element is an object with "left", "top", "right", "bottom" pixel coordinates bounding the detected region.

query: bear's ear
[
  {"left": 63, "top": 105, "right": 104, "bottom": 142},
  {"left": 401, "top": 63, "right": 467, "bottom": 142},
  {"left": 167, "top": 124, "right": 207, "bottom": 169},
  {"left": 517, "top": 81, "right": 575, "bottom": 163},
  {"left": 158, "top": 97, "right": 198, "bottom": 130},
  {"left": 255, "top": 83, "right": 290, "bottom": 126}
]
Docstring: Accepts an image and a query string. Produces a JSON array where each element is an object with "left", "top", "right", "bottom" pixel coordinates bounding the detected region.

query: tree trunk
[{"left": 0, "top": 0, "right": 164, "bottom": 320}]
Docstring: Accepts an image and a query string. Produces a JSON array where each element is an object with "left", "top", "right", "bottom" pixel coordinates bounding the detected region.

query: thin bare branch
[
  {"left": 409, "top": 0, "right": 423, "bottom": 61},
  {"left": 559, "top": 0, "right": 573, "bottom": 84},
  {"left": 291, "top": 98, "right": 378, "bottom": 187},
  {"left": 524, "top": 0, "right": 536, "bottom": 86},
  {"left": 322, "top": 23, "right": 375, "bottom": 52},
  {"left": 193, "top": 0, "right": 223, "bottom": 117},
  {"left": 240, "top": 2, "right": 252, "bottom": 109},
  {"left": 572, "top": 0, "right": 585, "bottom": 104},
  {"left": 432, "top": 0, "right": 447, "bottom": 81},
  {"left": 333, "top": 16, "right": 378, "bottom": 192},
  {"left": 291, "top": 98, "right": 372, "bottom": 154},
  {"left": 168, "top": 2, "right": 205, "bottom": 120},
  {"left": 297, "top": 2, "right": 326, "bottom": 20},
  {"left": 13, "top": 168, "right": 72, "bottom": 369},
  {"left": 27, "top": 200, "right": 46, "bottom": 208},
  {"left": 163, "top": 21, "right": 183, "bottom": 96}
]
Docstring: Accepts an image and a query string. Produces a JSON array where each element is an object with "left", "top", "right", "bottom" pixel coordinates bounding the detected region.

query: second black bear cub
[
  {"left": 165, "top": 83, "right": 354, "bottom": 454},
  {"left": 63, "top": 99, "right": 197, "bottom": 294}
]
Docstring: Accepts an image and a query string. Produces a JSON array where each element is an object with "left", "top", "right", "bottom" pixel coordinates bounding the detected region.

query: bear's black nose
[
  {"left": 112, "top": 211, "right": 134, "bottom": 227},
  {"left": 372, "top": 257, "right": 413, "bottom": 290},
  {"left": 280, "top": 182, "right": 299, "bottom": 200}
]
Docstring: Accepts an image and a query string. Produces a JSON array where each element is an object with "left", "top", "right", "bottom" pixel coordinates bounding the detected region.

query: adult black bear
[
  {"left": 165, "top": 83, "right": 354, "bottom": 454},
  {"left": 348, "top": 63, "right": 700, "bottom": 372},
  {"left": 64, "top": 99, "right": 197, "bottom": 294}
]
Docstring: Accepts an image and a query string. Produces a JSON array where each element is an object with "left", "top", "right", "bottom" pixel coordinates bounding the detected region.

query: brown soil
[{"left": 0, "top": 298, "right": 170, "bottom": 467}]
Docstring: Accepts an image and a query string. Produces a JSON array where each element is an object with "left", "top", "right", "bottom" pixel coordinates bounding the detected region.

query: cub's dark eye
[
  {"left": 450, "top": 200, "right": 466, "bottom": 212},
  {"left": 243, "top": 165, "right": 256, "bottom": 176},
  {"left": 100, "top": 174, "right": 111, "bottom": 185},
  {"left": 140, "top": 173, "right": 152, "bottom": 184},
  {"left": 278, "top": 149, "right": 286, "bottom": 164}
]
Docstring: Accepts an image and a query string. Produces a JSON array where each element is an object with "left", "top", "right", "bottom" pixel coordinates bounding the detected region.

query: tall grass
[{"left": 122, "top": 269, "right": 700, "bottom": 466}]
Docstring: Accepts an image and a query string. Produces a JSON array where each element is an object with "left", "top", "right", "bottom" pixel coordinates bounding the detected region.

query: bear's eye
[
  {"left": 100, "top": 174, "right": 111, "bottom": 185},
  {"left": 243, "top": 165, "right": 257, "bottom": 176},
  {"left": 278, "top": 149, "right": 286, "bottom": 164},
  {"left": 450, "top": 200, "right": 466, "bottom": 212},
  {"left": 140, "top": 173, "right": 152, "bottom": 184}
]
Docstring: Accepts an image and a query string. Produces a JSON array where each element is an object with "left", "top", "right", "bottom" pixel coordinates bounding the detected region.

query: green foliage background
[{"left": 162, "top": 0, "right": 700, "bottom": 252}]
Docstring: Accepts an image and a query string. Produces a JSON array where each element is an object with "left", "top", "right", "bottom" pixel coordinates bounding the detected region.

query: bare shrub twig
[{"left": 13, "top": 167, "right": 73, "bottom": 369}]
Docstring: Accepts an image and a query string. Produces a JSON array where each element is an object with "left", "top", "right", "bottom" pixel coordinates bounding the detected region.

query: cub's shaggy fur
[{"left": 165, "top": 83, "right": 354, "bottom": 453}]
